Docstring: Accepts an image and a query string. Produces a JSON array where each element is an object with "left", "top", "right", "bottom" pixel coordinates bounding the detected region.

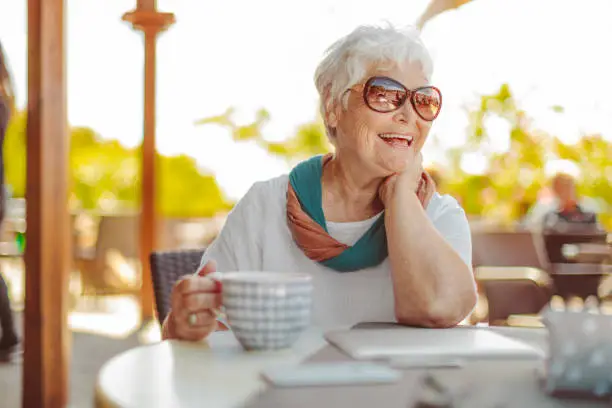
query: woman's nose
[{"left": 394, "top": 100, "right": 417, "bottom": 124}]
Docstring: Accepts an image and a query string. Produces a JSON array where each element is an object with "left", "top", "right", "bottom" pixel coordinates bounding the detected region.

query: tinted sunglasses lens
[
  {"left": 413, "top": 87, "right": 441, "bottom": 121},
  {"left": 364, "top": 78, "right": 407, "bottom": 112}
]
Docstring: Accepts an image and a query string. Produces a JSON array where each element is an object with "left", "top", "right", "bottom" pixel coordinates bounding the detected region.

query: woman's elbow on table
[{"left": 395, "top": 290, "right": 477, "bottom": 328}]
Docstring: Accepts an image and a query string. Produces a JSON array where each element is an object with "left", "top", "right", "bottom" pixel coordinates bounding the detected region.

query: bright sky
[{"left": 1, "top": 0, "right": 611, "bottom": 199}]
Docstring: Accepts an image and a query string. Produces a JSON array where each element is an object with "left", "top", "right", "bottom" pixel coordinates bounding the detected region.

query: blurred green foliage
[
  {"left": 195, "top": 108, "right": 332, "bottom": 166},
  {"left": 438, "top": 84, "right": 612, "bottom": 229},
  {"left": 4, "top": 83, "right": 610, "bottom": 228},
  {"left": 3, "top": 111, "right": 233, "bottom": 217},
  {"left": 198, "top": 87, "right": 611, "bottom": 229},
  {"left": 199, "top": 93, "right": 610, "bottom": 229}
]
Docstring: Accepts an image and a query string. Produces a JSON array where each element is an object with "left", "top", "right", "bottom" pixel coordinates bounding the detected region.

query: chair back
[
  {"left": 475, "top": 266, "right": 553, "bottom": 325},
  {"left": 96, "top": 214, "right": 139, "bottom": 259},
  {"left": 482, "top": 280, "right": 550, "bottom": 324},
  {"left": 76, "top": 214, "right": 140, "bottom": 294},
  {"left": 149, "top": 249, "right": 205, "bottom": 324},
  {"left": 472, "top": 230, "right": 548, "bottom": 270}
]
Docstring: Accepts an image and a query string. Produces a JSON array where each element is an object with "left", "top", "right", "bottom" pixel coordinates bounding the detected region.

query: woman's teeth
[{"left": 378, "top": 133, "right": 414, "bottom": 147}]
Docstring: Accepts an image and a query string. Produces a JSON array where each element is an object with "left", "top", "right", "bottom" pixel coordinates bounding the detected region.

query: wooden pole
[
  {"left": 140, "top": 29, "right": 157, "bottom": 321},
  {"left": 122, "top": 8, "right": 175, "bottom": 322},
  {"left": 23, "top": 0, "right": 71, "bottom": 406}
]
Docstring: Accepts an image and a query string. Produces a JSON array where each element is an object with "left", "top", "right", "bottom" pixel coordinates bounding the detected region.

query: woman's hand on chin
[{"left": 378, "top": 150, "right": 424, "bottom": 207}]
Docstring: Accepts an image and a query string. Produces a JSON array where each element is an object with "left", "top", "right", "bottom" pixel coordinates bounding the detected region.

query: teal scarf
[{"left": 287, "top": 155, "right": 388, "bottom": 272}]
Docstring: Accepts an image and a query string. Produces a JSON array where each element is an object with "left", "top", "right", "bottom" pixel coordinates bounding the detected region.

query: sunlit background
[
  {"left": 1, "top": 1, "right": 611, "bottom": 405},
  {"left": 1, "top": 0, "right": 611, "bottom": 308},
  {"left": 1, "top": 0, "right": 610, "bottom": 199}
]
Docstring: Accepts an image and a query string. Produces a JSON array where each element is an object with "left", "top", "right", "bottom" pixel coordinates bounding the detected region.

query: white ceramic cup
[{"left": 213, "top": 271, "right": 313, "bottom": 351}]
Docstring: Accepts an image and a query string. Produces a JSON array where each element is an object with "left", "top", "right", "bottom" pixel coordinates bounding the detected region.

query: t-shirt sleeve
[
  {"left": 198, "top": 182, "right": 264, "bottom": 272},
  {"left": 430, "top": 195, "right": 473, "bottom": 268}
]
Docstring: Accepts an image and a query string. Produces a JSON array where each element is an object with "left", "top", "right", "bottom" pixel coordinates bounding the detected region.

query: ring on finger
[{"left": 188, "top": 313, "right": 198, "bottom": 326}]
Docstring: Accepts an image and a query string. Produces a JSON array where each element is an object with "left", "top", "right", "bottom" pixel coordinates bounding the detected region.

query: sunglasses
[{"left": 361, "top": 76, "right": 442, "bottom": 121}]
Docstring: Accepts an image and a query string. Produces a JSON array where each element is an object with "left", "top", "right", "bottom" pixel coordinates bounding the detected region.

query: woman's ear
[
  {"left": 324, "top": 87, "right": 337, "bottom": 122},
  {"left": 327, "top": 111, "right": 338, "bottom": 127},
  {"left": 325, "top": 107, "right": 340, "bottom": 138},
  {"left": 323, "top": 86, "right": 339, "bottom": 136}
]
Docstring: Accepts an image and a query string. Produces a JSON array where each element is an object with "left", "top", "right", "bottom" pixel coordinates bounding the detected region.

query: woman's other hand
[{"left": 163, "top": 259, "right": 223, "bottom": 341}]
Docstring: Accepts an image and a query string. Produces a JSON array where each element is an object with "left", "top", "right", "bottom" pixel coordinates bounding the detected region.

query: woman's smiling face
[{"left": 328, "top": 60, "right": 436, "bottom": 177}]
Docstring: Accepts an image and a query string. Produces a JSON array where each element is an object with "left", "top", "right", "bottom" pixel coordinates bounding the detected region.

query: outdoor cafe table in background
[
  {"left": 550, "top": 263, "right": 612, "bottom": 300},
  {"left": 95, "top": 326, "right": 609, "bottom": 408}
]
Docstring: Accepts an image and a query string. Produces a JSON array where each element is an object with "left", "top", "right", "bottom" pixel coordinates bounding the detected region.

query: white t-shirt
[{"left": 201, "top": 174, "right": 472, "bottom": 330}]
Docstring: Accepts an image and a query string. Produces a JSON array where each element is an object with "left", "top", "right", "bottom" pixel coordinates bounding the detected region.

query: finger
[
  {"left": 183, "top": 310, "right": 217, "bottom": 328},
  {"left": 417, "top": 185, "right": 426, "bottom": 204},
  {"left": 176, "top": 320, "right": 218, "bottom": 342},
  {"left": 187, "top": 310, "right": 229, "bottom": 333},
  {"left": 423, "top": 171, "right": 436, "bottom": 190},
  {"left": 197, "top": 259, "right": 217, "bottom": 277},
  {"left": 176, "top": 309, "right": 218, "bottom": 339},
  {"left": 175, "top": 275, "right": 218, "bottom": 295},
  {"left": 170, "top": 277, "right": 219, "bottom": 319},
  {"left": 171, "top": 276, "right": 193, "bottom": 311},
  {"left": 418, "top": 174, "right": 436, "bottom": 207},
  {"left": 379, "top": 174, "right": 397, "bottom": 204},
  {"left": 183, "top": 292, "right": 222, "bottom": 312},
  {"left": 196, "top": 260, "right": 223, "bottom": 292}
]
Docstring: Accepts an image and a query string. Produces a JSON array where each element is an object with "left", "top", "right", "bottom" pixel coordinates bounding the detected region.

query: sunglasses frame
[{"left": 362, "top": 76, "right": 442, "bottom": 121}]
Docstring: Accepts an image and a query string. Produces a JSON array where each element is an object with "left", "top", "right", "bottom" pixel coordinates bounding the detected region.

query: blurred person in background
[
  {"left": 0, "top": 40, "right": 20, "bottom": 360},
  {"left": 542, "top": 173, "right": 599, "bottom": 231},
  {"left": 162, "top": 24, "right": 477, "bottom": 342},
  {"left": 525, "top": 173, "right": 602, "bottom": 232}
]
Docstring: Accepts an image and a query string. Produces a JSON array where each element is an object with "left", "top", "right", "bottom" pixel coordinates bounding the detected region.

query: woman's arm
[
  {"left": 161, "top": 181, "right": 265, "bottom": 340},
  {"left": 385, "top": 180, "right": 477, "bottom": 328}
]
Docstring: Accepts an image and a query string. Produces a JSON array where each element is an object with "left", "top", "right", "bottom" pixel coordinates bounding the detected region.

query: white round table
[
  {"left": 96, "top": 326, "right": 552, "bottom": 408},
  {"left": 95, "top": 330, "right": 327, "bottom": 408}
]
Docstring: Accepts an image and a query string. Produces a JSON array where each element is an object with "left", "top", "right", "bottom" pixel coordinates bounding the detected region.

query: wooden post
[
  {"left": 122, "top": 8, "right": 175, "bottom": 321},
  {"left": 23, "top": 0, "right": 71, "bottom": 406}
]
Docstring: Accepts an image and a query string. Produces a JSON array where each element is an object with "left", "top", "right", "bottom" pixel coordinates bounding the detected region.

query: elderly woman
[{"left": 163, "top": 24, "right": 477, "bottom": 341}]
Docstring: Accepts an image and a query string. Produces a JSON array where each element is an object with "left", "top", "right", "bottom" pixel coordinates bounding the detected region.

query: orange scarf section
[{"left": 286, "top": 183, "right": 349, "bottom": 262}]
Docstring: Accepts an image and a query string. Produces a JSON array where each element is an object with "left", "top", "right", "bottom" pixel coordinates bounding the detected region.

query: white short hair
[{"left": 314, "top": 24, "right": 433, "bottom": 131}]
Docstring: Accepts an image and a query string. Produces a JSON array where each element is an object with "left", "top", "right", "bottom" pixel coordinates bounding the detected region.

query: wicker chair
[
  {"left": 149, "top": 249, "right": 205, "bottom": 324},
  {"left": 76, "top": 214, "right": 140, "bottom": 296}
]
